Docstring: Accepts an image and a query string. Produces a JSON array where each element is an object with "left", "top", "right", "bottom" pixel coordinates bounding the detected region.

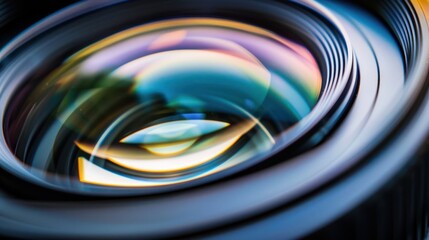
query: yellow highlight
[
  {"left": 69, "top": 18, "right": 316, "bottom": 68},
  {"left": 143, "top": 139, "right": 197, "bottom": 155},
  {"left": 78, "top": 157, "right": 168, "bottom": 187},
  {"left": 76, "top": 120, "right": 255, "bottom": 173},
  {"left": 148, "top": 29, "right": 187, "bottom": 50}
]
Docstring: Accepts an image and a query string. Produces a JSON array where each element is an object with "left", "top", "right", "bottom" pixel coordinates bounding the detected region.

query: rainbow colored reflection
[{"left": 12, "top": 18, "right": 322, "bottom": 188}]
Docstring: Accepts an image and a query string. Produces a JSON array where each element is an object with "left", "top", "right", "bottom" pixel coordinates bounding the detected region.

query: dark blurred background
[{"left": 0, "top": 0, "right": 77, "bottom": 47}]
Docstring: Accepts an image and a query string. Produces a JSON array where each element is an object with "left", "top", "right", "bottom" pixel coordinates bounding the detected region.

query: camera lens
[
  {"left": 0, "top": 0, "right": 355, "bottom": 194},
  {"left": 0, "top": 0, "right": 428, "bottom": 239}
]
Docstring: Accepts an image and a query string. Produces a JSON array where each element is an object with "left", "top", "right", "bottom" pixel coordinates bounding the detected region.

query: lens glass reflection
[{"left": 8, "top": 18, "right": 322, "bottom": 188}]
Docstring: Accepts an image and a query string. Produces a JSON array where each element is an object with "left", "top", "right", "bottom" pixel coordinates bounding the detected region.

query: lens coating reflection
[{"left": 9, "top": 18, "right": 322, "bottom": 188}]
